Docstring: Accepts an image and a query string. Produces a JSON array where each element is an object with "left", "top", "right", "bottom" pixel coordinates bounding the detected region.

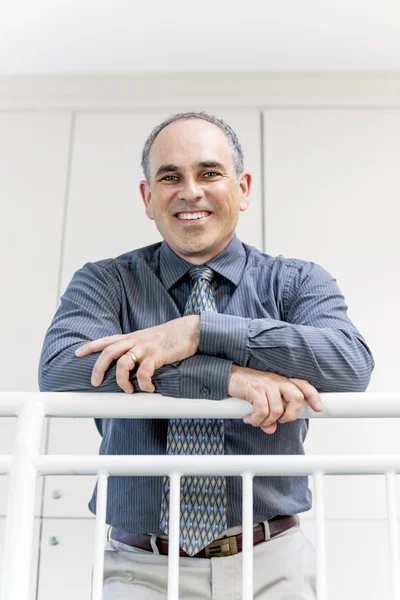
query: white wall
[{"left": 0, "top": 75, "right": 399, "bottom": 600}]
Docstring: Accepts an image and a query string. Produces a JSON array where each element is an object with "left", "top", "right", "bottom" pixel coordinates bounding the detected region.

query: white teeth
[{"left": 177, "top": 212, "right": 209, "bottom": 220}]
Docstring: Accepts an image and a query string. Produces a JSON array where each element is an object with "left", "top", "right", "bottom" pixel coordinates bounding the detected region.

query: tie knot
[{"left": 188, "top": 266, "right": 215, "bottom": 284}]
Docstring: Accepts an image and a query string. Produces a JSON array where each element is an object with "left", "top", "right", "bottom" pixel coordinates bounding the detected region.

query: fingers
[
  {"left": 136, "top": 360, "right": 156, "bottom": 393},
  {"left": 75, "top": 325, "right": 173, "bottom": 391},
  {"left": 76, "top": 332, "right": 157, "bottom": 392},
  {"left": 241, "top": 377, "right": 312, "bottom": 434},
  {"left": 75, "top": 335, "right": 127, "bottom": 357},
  {"left": 278, "top": 383, "right": 305, "bottom": 424},
  {"left": 243, "top": 409, "right": 280, "bottom": 435},
  {"left": 107, "top": 350, "right": 156, "bottom": 393},
  {"left": 92, "top": 343, "right": 157, "bottom": 393},
  {"left": 260, "top": 422, "right": 277, "bottom": 434},
  {"left": 288, "top": 378, "right": 323, "bottom": 412},
  {"left": 75, "top": 320, "right": 192, "bottom": 392},
  {"left": 278, "top": 378, "right": 323, "bottom": 424},
  {"left": 90, "top": 339, "right": 137, "bottom": 387},
  {"left": 243, "top": 383, "right": 284, "bottom": 431},
  {"left": 237, "top": 368, "right": 322, "bottom": 435},
  {"left": 116, "top": 354, "right": 136, "bottom": 393}
]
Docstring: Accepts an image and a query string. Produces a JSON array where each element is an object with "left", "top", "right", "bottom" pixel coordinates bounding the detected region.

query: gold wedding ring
[{"left": 126, "top": 351, "right": 137, "bottom": 364}]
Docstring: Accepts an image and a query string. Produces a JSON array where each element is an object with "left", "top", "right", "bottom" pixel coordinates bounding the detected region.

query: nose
[{"left": 178, "top": 176, "right": 205, "bottom": 202}]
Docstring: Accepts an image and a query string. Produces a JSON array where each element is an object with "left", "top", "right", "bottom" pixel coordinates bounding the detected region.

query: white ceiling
[{"left": 1, "top": 0, "right": 400, "bottom": 75}]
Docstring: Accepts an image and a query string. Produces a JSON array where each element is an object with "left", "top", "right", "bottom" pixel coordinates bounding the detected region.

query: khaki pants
[{"left": 102, "top": 523, "right": 316, "bottom": 599}]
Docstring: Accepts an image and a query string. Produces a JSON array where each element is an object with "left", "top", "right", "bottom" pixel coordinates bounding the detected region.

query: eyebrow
[{"left": 154, "top": 161, "right": 226, "bottom": 179}]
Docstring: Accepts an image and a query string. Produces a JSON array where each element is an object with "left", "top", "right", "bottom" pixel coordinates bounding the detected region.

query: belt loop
[
  {"left": 150, "top": 534, "right": 160, "bottom": 555},
  {"left": 262, "top": 520, "right": 271, "bottom": 541}
]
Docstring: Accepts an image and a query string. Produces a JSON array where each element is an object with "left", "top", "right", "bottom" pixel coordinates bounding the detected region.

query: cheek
[
  {"left": 146, "top": 194, "right": 168, "bottom": 222},
  {"left": 227, "top": 195, "right": 244, "bottom": 218}
]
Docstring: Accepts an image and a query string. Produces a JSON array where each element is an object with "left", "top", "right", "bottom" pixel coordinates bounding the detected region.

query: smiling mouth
[{"left": 175, "top": 211, "right": 211, "bottom": 221}]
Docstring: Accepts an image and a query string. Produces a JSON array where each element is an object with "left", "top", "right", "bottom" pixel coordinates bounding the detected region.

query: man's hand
[
  {"left": 74, "top": 316, "right": 200, "bottom": 393},
  {"left": 228, "top": 365, "right": 323, "bottom": 434}
]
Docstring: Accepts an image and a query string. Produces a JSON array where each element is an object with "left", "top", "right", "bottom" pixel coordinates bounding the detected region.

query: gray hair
[{"left": 141, "top": 111, "right": 244, "bottom": 182}]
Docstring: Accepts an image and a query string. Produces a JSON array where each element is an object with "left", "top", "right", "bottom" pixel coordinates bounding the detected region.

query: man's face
[{"left": 140, "top": 119, "right": 251, "bottom": 264}]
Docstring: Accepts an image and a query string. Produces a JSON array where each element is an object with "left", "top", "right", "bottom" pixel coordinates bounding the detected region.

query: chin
[
  {"left": 179, "top": 244, "right": 208, "bottom": 257},
  {"left": 181, "top": 243, "right": 223, "bottom": 263},
  {"left": 174, "top": 235, "right": 211, "bottom": 254}
]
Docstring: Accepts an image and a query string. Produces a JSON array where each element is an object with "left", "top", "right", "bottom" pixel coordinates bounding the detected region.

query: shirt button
[
  {"left": 201, "top": 387, "right": 210, "bottom": 397},
  {"left": 217, "top": 352, "right": 227, "bottom": 359}
]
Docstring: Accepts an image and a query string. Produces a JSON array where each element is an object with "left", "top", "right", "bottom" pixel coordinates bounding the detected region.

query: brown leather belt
[{"left": 110, "top": 515, "right": 298, "bottom": 559}]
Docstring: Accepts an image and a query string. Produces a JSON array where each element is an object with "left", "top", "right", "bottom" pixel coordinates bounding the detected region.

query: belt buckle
[{"left": 204, "top": 536, "right": 238, "bottom": 558}]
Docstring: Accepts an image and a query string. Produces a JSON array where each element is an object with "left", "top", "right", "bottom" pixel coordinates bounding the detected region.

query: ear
[
  {"left": 238, "top": 171, "right": 252, "bottom": 212},
  {"left": 139, "top": 180, "right": 154, "bottom": 220}
]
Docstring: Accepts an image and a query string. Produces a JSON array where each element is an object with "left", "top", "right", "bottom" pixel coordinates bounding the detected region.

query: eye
[
  {"left": 161, "top": 175, "right": 178, "bottom": 182},
  {"left": 203, "top": 171, "right": 220, "bottom": 178}
]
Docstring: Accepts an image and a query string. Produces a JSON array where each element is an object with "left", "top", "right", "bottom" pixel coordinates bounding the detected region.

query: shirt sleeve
[
  {"left": 38, "top": 261, "right": 232, "bottom": 400},
  {"left": 199, "top": 261, "right": 374, "bottom": 392}
]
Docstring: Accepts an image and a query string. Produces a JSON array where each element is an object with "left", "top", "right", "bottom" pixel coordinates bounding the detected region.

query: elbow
[
  {"left": 38, "top": 354, "right": 50, "bottom": 391},
  {"left": 38, "top": 372, "right": 59, "bottom": 393},
  {"left": 319, "top": 335, "right": 375, "bottom": 393},
  {"left": 38, "top": 348, "right": 80, "bottom": 392},
  {"left": 350, "top": 364, "right": 374, "bottom": 392},
  {"left": 38, "top": 360, "right": 62, "bottom": 392},
  {"left": 319, "top": 361, "right": 374, "bottom": 393},
  {"left": 38, "top": 342, "right": 66, "bottom": 392},
  {"left": 38, "top": 373, "right": 48, "bottom": 392},
  {"left": 349, "top": 338, "right": 375, "bottom": 392},
  {"left": 339, "top": 344, "right": 375, "bottom": 393},
  {"left": 353, "top": 351, "right": 375, "bottom": 392},
  {"left": 38, "top": 347, "right": 118, "bottom": 393}
]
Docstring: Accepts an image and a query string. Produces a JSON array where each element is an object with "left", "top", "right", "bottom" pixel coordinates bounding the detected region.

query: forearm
[
  {"left": 39, "top": 260, "right": 233, "bottom": 399},
  {"left": 39, "top": 342, "right": 131, "bottom": 393},
  {"left": 200, "top": 254, "right": 376, "bottom": 395},
  {"left": 200, "top": 311, "right": 373, "bottom": 392},
  {"left": 39, "top": 346, "right": 232, "bottom": 400},
  {"left": 246, "top": 319, "right": 373, "bottom": 392}
]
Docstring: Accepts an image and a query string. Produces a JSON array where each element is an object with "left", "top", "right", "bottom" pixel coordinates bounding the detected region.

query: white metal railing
[{"left": 1, "top": 392, "right": 400, "bottom": 600}]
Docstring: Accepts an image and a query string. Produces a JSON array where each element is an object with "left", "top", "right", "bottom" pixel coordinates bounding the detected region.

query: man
[{"left": 39, "top": 111, "right": 374, "bottom": 599}]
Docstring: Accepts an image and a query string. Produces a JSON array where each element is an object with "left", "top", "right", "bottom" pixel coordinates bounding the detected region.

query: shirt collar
[{"left": 160, "top": 235, "right": 247, "bottom": 290}]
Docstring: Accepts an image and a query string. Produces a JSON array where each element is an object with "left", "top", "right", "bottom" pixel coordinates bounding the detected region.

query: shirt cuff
[
  {"left": 180, "top": 355, "right": 233, "bottom": 400},
  {"left": 199, "top": 312, "right": 249, "bottom": 366}
]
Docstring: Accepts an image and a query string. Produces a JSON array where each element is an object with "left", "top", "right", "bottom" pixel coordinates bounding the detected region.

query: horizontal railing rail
[
  {"left": 0, "top": 392, "right": 399, "bottom": 600},
  {"left": 2, "top": 391, "right": 400, "bottom": 418}
]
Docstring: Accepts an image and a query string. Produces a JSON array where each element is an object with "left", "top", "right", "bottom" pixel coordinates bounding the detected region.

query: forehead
[{"left": 150, "top": 119, "right": 233, "bottom": 173}]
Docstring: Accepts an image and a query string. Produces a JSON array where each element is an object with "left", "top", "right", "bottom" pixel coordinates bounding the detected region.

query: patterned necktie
[{"left": 160, "top": 266, "right": 228, "bottom": 556}]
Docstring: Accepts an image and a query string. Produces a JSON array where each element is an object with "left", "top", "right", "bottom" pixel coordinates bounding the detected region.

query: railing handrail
[
  {"left": 0, "top": 391, "right": 400, "bottom": 418},
  {"left": 1, "top": 391, "right": 400, "bottom": 600},
  {"left": 14, "top": 454, "right": 400, "bottom": 476}
]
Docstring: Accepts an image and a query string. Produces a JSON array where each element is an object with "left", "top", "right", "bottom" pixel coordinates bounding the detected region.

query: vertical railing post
[
  {"left": 314, "top": 471, "right": 328, "bottom": 600},
  {"left": 0, "top": 399, "right": 45, "bottom": 600},
  {"left": 92, "top": 472, "right": 109, "bottom": 600},
  {"left": 242, "top": 471, "right": 254, "bottom": 600},
  {"left": 385, "top": 472, "right": 400, "bottom": 600},
  {"left": 168, "top": 472, "right": 181, "bottom": 600}
]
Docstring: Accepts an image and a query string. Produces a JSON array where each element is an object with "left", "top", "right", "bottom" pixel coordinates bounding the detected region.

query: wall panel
[
  {"left": 0, "top": 517, "right": 40, "bottom": 599},
  {"left": 38, "top": 519, "right": 107, "bottom": 600},
  {"left": 302, "top": 519, "right": 398, "bottom": 599},
  {"left": 263, "top": 108, "right": 400, "bottom": 393},
  {"left": 43, "top": 418, "right": 101, "bottom": 518},
  {"left": 0, "top": 112, "right": 71, "bottom": 597},
  {"left": 0, "top": 113, "right": 72, "bottom": 390}
]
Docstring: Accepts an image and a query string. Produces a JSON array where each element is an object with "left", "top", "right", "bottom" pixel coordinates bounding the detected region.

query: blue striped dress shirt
[{"left": 38, "top": 235, "right": 374, "bottom": 532}]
